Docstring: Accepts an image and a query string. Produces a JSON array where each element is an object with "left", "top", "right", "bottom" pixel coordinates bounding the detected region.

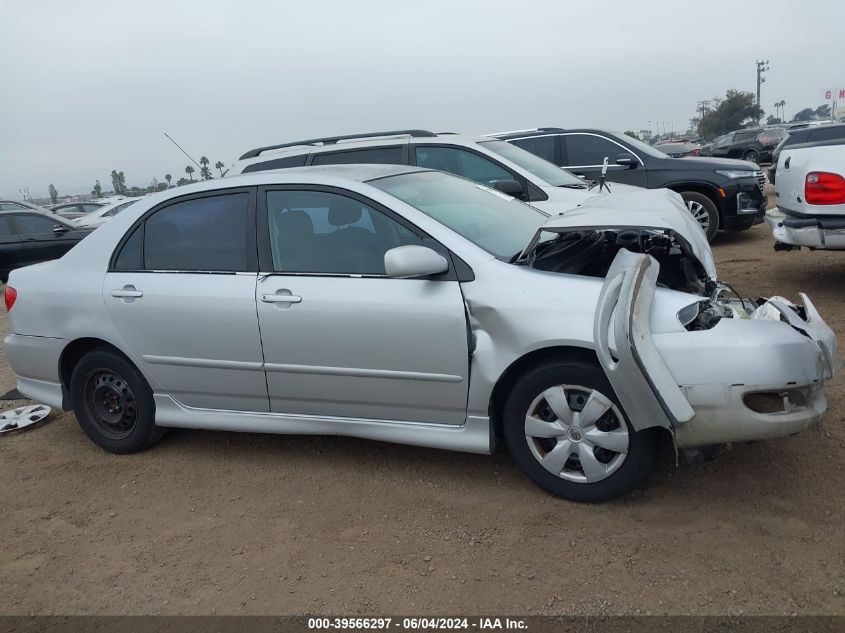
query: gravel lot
[{"left": 1, "top": 214, "right": 844, "bottom": 616}]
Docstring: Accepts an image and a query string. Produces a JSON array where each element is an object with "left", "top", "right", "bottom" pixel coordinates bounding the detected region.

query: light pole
[{"left": 756, "top": 60, "right": 769, "bottom": 123}]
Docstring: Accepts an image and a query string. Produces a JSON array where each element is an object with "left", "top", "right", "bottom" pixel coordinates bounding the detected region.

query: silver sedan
[{"left": 3, "top": 165, "right": 839, "bottom": 502}]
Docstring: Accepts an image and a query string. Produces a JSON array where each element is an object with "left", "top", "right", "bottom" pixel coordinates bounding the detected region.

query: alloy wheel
[
  {"left": 83, "top": 369, "right": 138, "bottom": 440},
  {"left": 686, "top": 200, "right": 710, "bottom": 233},
  {"left": 524, "top": 384, "right": 629, "bottom": 483}
]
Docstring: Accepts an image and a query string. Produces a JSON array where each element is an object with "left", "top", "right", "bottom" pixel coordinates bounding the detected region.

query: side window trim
[
  {"left": 108, "top": 187, "right": 259, "bottom": 273},
  {"left": 255, "top": 184, "right": 463, "bottom": 281},
  {"left": 560, "top": 133, "right": 643, "bottom": 168}
]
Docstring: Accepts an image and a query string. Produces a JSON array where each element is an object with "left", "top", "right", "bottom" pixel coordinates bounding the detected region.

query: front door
[
  {"left": 256, "top": 187, "right": 470, "bottom": 424},
  {"left": 11, "top": 213, "right": 82, "bottom": 266},
  {"left": 104, "top": 189, "right": 269, "bottom": 412},
  {"left": 560, "top": 133, "right": 648, "bottom": 187}
]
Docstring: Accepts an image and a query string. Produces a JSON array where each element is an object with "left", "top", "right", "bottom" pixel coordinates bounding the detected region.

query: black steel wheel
[{"left": 70, "top": 349, "right": 164, "bottom": 453}]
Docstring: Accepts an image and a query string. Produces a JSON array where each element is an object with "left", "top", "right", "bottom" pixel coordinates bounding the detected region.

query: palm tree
[
  {"left": 185, "top": 165, "right": 195, "bottom": 182},
  {"left": 165, "top": 174, "right": 172, "bottom": 188},
  {"left": 215, "top": 160, "right": 226, "bottom": 177},
  {"left": 199, "top": 156, "right": 211, "bottom": 180}
]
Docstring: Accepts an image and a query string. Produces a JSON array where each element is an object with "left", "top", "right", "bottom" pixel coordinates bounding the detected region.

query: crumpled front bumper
[
  {"left": 766, "top": 207, "right": 845, "bottom": 250},
  {"left": 657, "top": 294, "right": 841, "bottom": 448}
]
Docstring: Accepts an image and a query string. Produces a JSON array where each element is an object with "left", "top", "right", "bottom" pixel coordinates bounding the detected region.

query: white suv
[
  {"left": 767, "top": 135, "right": 845, "bottom": 249},
  {"left": 232, "top": 129, "right": 646, "bottom": 215}
]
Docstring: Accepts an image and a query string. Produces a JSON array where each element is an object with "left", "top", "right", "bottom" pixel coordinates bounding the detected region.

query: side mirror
[
  {"left": 52, "top": 224, "right": 68, "bottom": 233},
  {"left": 615, "top": 153, "right": 638, "bottom": 168},
  {"left": 385, "top": 245, "right": 449, "bottom": 279},
  {"left": 493, "top": 179, "right": 525, "bottom": 198}
]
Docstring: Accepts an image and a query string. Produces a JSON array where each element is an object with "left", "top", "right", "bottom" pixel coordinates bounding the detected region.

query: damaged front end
[{"left": 517, "top": 214, "right": 841, "bottom": 447}]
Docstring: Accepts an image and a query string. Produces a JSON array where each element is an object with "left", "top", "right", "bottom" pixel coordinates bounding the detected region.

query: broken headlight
[{"left": 677, "top": 301, "right": 702, "bottom": 327}]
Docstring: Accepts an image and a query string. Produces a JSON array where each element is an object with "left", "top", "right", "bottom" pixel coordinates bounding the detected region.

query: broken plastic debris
[
  {"left": 0, "top": 404, "right": 51, "bottom": 434},
  {"left": 752, "top": 296, "right": 796, "bottom": 321}
]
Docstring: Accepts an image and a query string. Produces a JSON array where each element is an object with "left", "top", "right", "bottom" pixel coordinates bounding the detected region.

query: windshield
[
  {"left": 477, "top": 140, "right": 585, "bottom": 187},
  {"left": 611, "top": 133, "right": 669, "bottom": 159},
  {"left": 370, "top": 170, "right": 546, "bottom": 260}
]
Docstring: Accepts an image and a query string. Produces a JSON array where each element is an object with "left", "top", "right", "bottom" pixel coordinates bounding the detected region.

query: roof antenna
[
  {"left": 588, "top": 157, "right": 612, "bottom": 193},
  {"left": 162, "top": 131, "right": 203, "bottom": 170}
]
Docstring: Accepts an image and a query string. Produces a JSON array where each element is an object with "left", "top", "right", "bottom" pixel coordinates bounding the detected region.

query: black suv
[
  {"left": 768, "top": 123, "right": 845, "bottom": 184},
  {"left": 492, "top": 128, "right": 766, "bottom": 241},
  {"left": 699, "top": 127, "right": 787, "bottom": 164}
]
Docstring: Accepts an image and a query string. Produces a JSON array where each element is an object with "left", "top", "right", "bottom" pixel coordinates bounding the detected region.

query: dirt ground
[{"left": 1, "top": 210, "right": 844, "bottom": 616}]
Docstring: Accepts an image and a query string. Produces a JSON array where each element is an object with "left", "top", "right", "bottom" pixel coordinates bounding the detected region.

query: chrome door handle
[
  {"left": 260, "top": 293, "right": 301, "bottom": 303},
  {"left": 111, "top": 288, "right": 143, "bottom": 298}
]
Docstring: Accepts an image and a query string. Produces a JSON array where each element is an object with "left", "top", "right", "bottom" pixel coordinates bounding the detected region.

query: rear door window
[
  {"left": 562, "top": 134, "right": 626, "bottom": 166},
  {"left": 510, "top": 136, "right": 557, "bottom": 163},
  {"left": 414, "top": 146, "right": 514, "bottom": 187},
  {"left": 142, "top": 192, "right": 250, "bottom": 271}
]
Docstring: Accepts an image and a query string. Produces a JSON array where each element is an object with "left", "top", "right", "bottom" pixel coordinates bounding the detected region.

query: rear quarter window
[
  {"left": 241, "top": 154, "right": 308, "bottom": 173},
  {"left": 310, "top": 146, "right": 403, "bottom": 166}
]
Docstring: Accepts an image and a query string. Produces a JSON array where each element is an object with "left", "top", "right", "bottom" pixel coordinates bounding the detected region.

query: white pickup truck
[{"left": 767, "top": 135, "right": 845, "bottom": 250}]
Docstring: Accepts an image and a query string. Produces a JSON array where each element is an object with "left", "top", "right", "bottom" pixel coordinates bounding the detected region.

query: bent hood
[{"left": 537, "top": 188, "right": 717, "bottom": 280}]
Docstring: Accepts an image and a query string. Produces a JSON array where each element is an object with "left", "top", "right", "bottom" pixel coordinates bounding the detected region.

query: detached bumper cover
[
  {"left": 659, "top": 294, "right": 841, "bottom": 448},
  {"left": 766, "top": 207, "right": 845, "bottom": 249}
]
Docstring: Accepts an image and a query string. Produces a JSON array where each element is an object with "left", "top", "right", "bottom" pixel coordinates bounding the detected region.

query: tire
[
  {"left": 69, "top": 349, "right": 164, "bottom": 453},
  {"left": 501, "top": 359, "right": 659, "bottom": 502},
  {"left": 742, "top": 149, "right": 760, "bottom": 165},
  {"left": 680, "top": 191, "right": 719, "bottom": 242}
]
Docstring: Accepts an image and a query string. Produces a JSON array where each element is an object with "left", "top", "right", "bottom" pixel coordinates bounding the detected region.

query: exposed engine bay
[{"left": 523, "top": 227, "right": 804, "bottom": 331}]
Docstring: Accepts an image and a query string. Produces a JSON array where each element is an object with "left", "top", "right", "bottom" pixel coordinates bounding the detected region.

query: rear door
[
  {"left": 709, "top": 133, "right": 733, "bottom": 158},
  {"left": 560, "top": 133, "right": 648, "bottom": 187},
  {"left": 255, "top": 186, "right": 470, "bottom": 424},
  {"left": 104, "top": 188, "right": 269, "bottom": 412}
]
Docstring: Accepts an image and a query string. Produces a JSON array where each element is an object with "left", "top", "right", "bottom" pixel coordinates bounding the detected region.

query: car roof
[
  {"left": 237, "top": 131, "right": 497, "bottom": 164},
  {"left": 171, "top": 164, "right": 432, "bottom": 195}
]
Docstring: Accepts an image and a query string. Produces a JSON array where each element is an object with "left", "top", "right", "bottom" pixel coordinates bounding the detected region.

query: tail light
[
  {"left": 689, "top": 148, "right": 701, "bottom": 156},
  {"left": 805, "top": 172, "right": 845, "bottom": 205},
  {"left": 4, "top": 286, "right": 17, "bottom": 311}
]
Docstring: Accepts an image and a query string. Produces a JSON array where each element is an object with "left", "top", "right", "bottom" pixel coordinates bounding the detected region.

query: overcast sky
[{"left": 1, "top": 0, "right": 843, "bottom": 198}]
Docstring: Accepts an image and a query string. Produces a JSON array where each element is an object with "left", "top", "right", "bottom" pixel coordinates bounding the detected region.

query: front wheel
[
  {"left": 502, "top": 359, "right": 659, "bottom": 502},
  {"left": 680, "top": 191, "right": 719, "bottom": 242}
]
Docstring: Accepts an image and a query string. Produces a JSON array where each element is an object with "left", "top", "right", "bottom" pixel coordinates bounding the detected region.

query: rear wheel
[
  {"left": 502, "top": 359, "right": 659, "bottom": 502},
  {"left": 742, "top": 149, "right": 760, "bottom": 165},
  {"left": 680, "top": 191, "right": 719, "bottom": 242},
  {"left": 69, "top": 349, "right": 164, "bottom": 453}
]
